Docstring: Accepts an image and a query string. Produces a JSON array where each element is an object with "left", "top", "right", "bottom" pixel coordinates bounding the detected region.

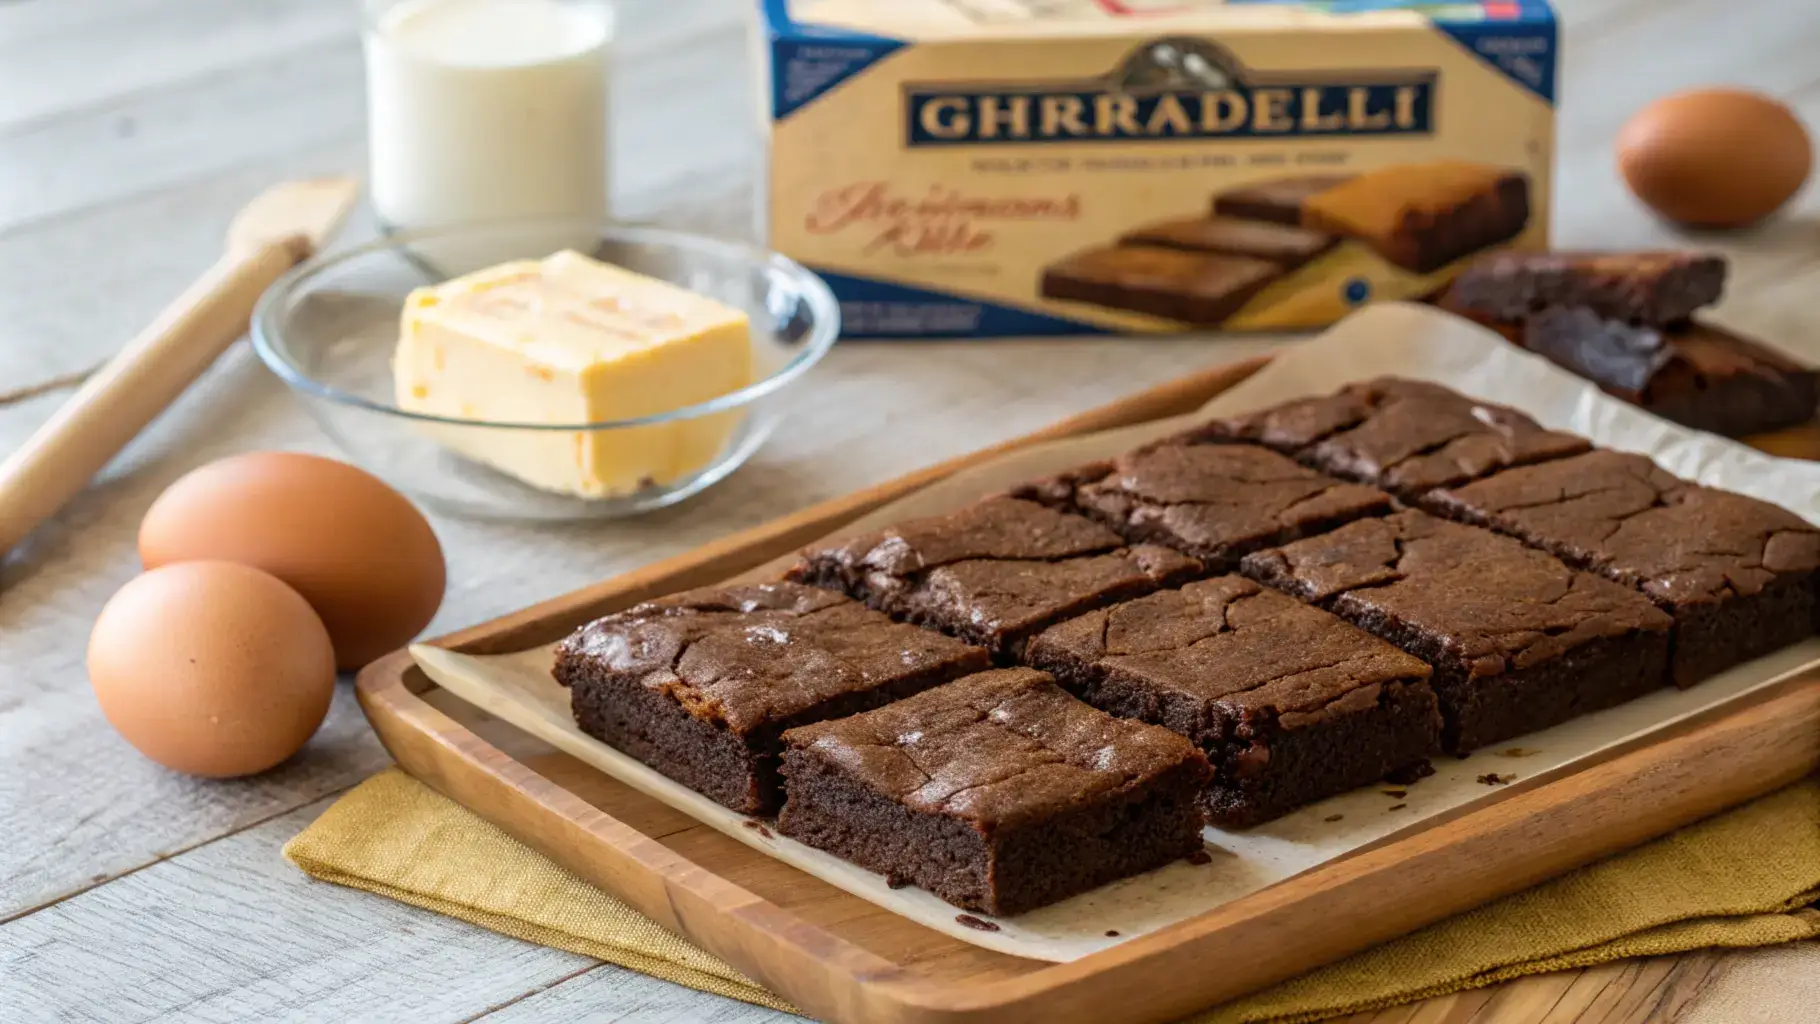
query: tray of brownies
[{"left": 359, "top": 254, "right": 1820, "bottom": 1022}]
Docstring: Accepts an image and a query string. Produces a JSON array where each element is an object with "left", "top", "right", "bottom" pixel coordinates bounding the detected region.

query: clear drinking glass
[{"left": 363, "top": 0, "right": 615, "bottom": 233}]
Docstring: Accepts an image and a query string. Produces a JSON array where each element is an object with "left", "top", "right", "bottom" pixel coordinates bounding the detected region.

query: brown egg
[
  {"left": 139, "top": 452, "right": 445, "bottom": 671},
  {"left": 1617, "top": 88, "right": 1812, "bottom": 229},
  {"left": 88, "top": 561, "right": 337, "bottom": 777}
]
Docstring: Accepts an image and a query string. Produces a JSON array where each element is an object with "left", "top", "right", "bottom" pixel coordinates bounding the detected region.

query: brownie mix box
[{"left": 753, "top": 0, "right": 1558, "bottom": 338}]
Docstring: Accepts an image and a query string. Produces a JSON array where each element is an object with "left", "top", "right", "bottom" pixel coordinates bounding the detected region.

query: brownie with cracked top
[
  {"left": 1207, "top": 377, "right": 1591, "bottom": 499},
  {"left": 788, "top": 496, "right": 1204, "bottom": 658},
  {"left": 1521, "top": 310, "right": 1817, "bottom": 439},
  {"left": 1025, "top": 576, "right": 1440, "bottom": 827},
  {"left": 1443, "top": 250, "right": 1726, "bottom": 325},
  {"left": 1426, "top": 450, "right": 1820, "bottom": 686},
  {"left": 553, "top": 581, "right": 990, "bottom": 814},
  {"left": 1011, "top": 438, "right": 1392, "bottom": 572},
  {"left": 1241, "top": 510, "right": 1673, "bottom": 751},
  {"left": 777, "top": 667, "right": 1210, "bottom": 916}
]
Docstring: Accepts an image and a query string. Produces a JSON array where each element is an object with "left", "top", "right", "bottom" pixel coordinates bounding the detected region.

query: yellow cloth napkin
[{"left": 284, "top": 770, "right": 1820, "bottom": 1023}]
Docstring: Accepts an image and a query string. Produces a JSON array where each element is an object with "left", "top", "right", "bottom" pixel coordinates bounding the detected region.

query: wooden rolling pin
[{"left": 0, "top": 178, "right": 358, "bottom": 561}]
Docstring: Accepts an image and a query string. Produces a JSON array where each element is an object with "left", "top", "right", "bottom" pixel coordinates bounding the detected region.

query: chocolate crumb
[
  {"left": 886, "top": 876, "right": 910, "bottom": 890},
  {"left": 1185, "top": 849, "right": 1213, "bottom": 866},
  {"left": 1383, "top": 760, "right": 1436, "bottom": 785},
  {"left": 742, "top": 821, "right": 773, "bottom": 839},
  {"left": 1499, "top": 747, "right": 1540, "bottom": 758},
  {"left": 1454, "top": 751, "right": 1473, "bottom": 760},
  {"left": 1105, "top": 930, "right": 1121, "bottom": 937},
  {"left": 1323, "top": 814, "right": 1345, "bottom": 823},
  {"left": 1388, "top": 803, "right": 1407, "bottom": 811},
  {"left": 1382, "top": 789, "right": 1408, "bottom": 799},
  {"left": 956, "top": 914, "right": 1000, "bottom": 932},
  {"left": 1478, "top": 773, "right": 1516, "bottom": 786}
]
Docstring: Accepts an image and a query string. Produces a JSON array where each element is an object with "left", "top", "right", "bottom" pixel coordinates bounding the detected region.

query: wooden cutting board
[{"left": 356, "top": 356, "right": 1820, "bottom": 1024}]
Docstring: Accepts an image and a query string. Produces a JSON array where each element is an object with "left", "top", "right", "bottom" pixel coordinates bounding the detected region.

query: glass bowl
[{"left": 251, "top": 220, "right": 839, "bottom": 520}]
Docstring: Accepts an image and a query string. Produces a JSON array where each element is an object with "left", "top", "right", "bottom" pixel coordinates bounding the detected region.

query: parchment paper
[{"left": 411, "top": 303, "right": 1820, "bottom": 963}]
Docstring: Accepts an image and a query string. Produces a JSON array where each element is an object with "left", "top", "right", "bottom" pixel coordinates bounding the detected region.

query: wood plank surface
[{"left": 0, "top": 0, "right": 1816, "bottom": 1020}]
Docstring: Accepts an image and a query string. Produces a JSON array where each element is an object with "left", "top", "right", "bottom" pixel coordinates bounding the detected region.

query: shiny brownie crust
[{"left": 777, "top": 669, "right": 1210, "bottom": 915}]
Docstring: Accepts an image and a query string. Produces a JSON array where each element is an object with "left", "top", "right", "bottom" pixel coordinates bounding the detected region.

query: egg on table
[
  {"left": 87, "top": 561, "right": 337, "bottom": 778},
  {"left": 138, "top": 451, "right": 446, "bottom": 671},
  {"left": 1617, "top": 87, "right": 1812, "bottom": 229}
]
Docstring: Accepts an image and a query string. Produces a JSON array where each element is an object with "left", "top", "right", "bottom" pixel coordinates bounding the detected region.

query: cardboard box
[{"left": 754, "top": 0, "right": 1558, "bottom": 338}]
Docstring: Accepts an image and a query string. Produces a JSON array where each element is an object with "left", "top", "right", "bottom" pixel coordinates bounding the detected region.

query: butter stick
[{"left": 394, "top": 250, "right": 753, "bottom": 497}]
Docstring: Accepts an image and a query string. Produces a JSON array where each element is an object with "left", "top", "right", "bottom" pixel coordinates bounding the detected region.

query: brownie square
[
  {"left": 1300, "top": 161, "right": 1530, "bottom": 273},
  {"left": 1118, "top": 216, "right": 1338, "bottom": 269},
  {"left": 1522, "top": 309, "right": 1817, "bottom": 438},
  {"left": 1011, "top": 438, "right": 1392, "bottom": 571},
  {"left": 1242, "top": 511, "right": 1673, "bottom": 751},
  {"left": 789, "top": 496, "right": 1203, "bottom": 658},
  {"left": 553, "top": 581, "right": 990, "bottom": 814},
  {"left": 1040, "top": 245, "right": 1283, "bottom": 325},
  {"left": 1026, "top": 576, "right": 1441, "bottom": 828},
  {"left": 1425, "top": 451, "right": 1820, "bottom": 686},
  {"left": 1213, "top": 174, "right": 1356, "bottom": 226},
  {"left": 777, "top": 667, "right": 1211, "bottom": 916},
  {"left": 1206, "top": 377, "right": 1591, "bottom": 499},
  {"left": 1444, "top": 250, "right": 1726, "bottom": 325}
]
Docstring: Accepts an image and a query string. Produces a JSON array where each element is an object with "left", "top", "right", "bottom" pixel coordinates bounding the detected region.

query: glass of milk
[{"left": 363, "top": 0, "right": 613, "bottom": 233}]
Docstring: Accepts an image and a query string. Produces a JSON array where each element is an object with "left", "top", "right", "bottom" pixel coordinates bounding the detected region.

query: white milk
[{"left": 364, "top": 0, "right": 612, "bottom": 232}]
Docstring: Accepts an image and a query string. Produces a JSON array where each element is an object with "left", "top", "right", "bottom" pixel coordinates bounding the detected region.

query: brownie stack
[
  {"left": 1436, "top": 251, "right": 1818, "bottom": 438},
  {"left": 553, "top": 378, "right": 1819, "bottom": 917}
]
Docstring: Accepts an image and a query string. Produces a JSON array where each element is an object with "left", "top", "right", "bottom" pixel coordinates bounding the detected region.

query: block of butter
[{"left": 394, "top": 250, "right": 754, "bottom": 497}]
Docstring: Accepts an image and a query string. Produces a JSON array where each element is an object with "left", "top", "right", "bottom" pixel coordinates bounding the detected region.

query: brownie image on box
[
  {"left": 789, "top": 496, "right": 1203, "bottom": 658},
  {"left": 1242, "top": 511, "right": 1673, "bottom": 752},
  {"left": 1025, "top": 576, "right": 1441, "bottom": 828},
  {"left": 777, "top": 667, "right": 1211, "bottom": 916},
  {"left": 1425, "top": 450, "right": 1820, "bottom": 687},
  {"left": 553, "top": 581, "right": 990, "bottom": 814},
  {"left": 1011, "top": 438, "right": 1391, "bottom": 572},
  {"left": 1213, "top": 174, "right": 1356, "bottom": 226},
  {"left": 1040, "top": 245, "right": 1283, "bottom": 325},
  {"left": 1444, "top": 250, "right": 1726, "bottom": 325},
  {"left": 1205, "top": 377, "right": 1590, "bottom": 499},
  {"left": 1300, "top": 161, "right": 1531, "bottom": 274},
  {"left": 1521, "top": 308, "right": 1817, "bottom": 438},
  {"left": 1118, "top": 216, "right": 1339, "bottom": 270}
]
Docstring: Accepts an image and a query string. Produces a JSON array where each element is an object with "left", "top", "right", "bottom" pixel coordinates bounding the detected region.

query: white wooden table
[{"left": 0, "top": 1, "right": 1815, "bottom": 1021}]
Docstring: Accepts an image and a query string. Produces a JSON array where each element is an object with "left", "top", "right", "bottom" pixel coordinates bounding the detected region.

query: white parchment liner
[{"left": 411, "top": 303, "right": 1820, "bottom": 962}]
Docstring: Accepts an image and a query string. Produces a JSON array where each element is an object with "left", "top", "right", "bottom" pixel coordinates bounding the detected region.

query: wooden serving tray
[{"left": 357, "top": 356, "right": 1820, "bottom": 1024}]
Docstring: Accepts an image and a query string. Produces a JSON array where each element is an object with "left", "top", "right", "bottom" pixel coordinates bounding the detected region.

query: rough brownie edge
[
  {"left": 1333, "top": 598, "right": 1669, "bottom": 752},
  {"left": 1519, "top": 310, "right": 1818, "bottom": 438},
  {"left": 554, "top": 640, "right": 987, "bottom": 815},
  {"left": 1034, "top": 652, "right": 1441, "bottom": 827},
  {"left": 1646, "top": 367, "right": 1819, "bottom": 438},
  {"left": 776, "top": 747, "right": 1208, "bottom": 916},
  {"left": 1670, "top": 574, "right": 1817, "bottom": 685}
]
